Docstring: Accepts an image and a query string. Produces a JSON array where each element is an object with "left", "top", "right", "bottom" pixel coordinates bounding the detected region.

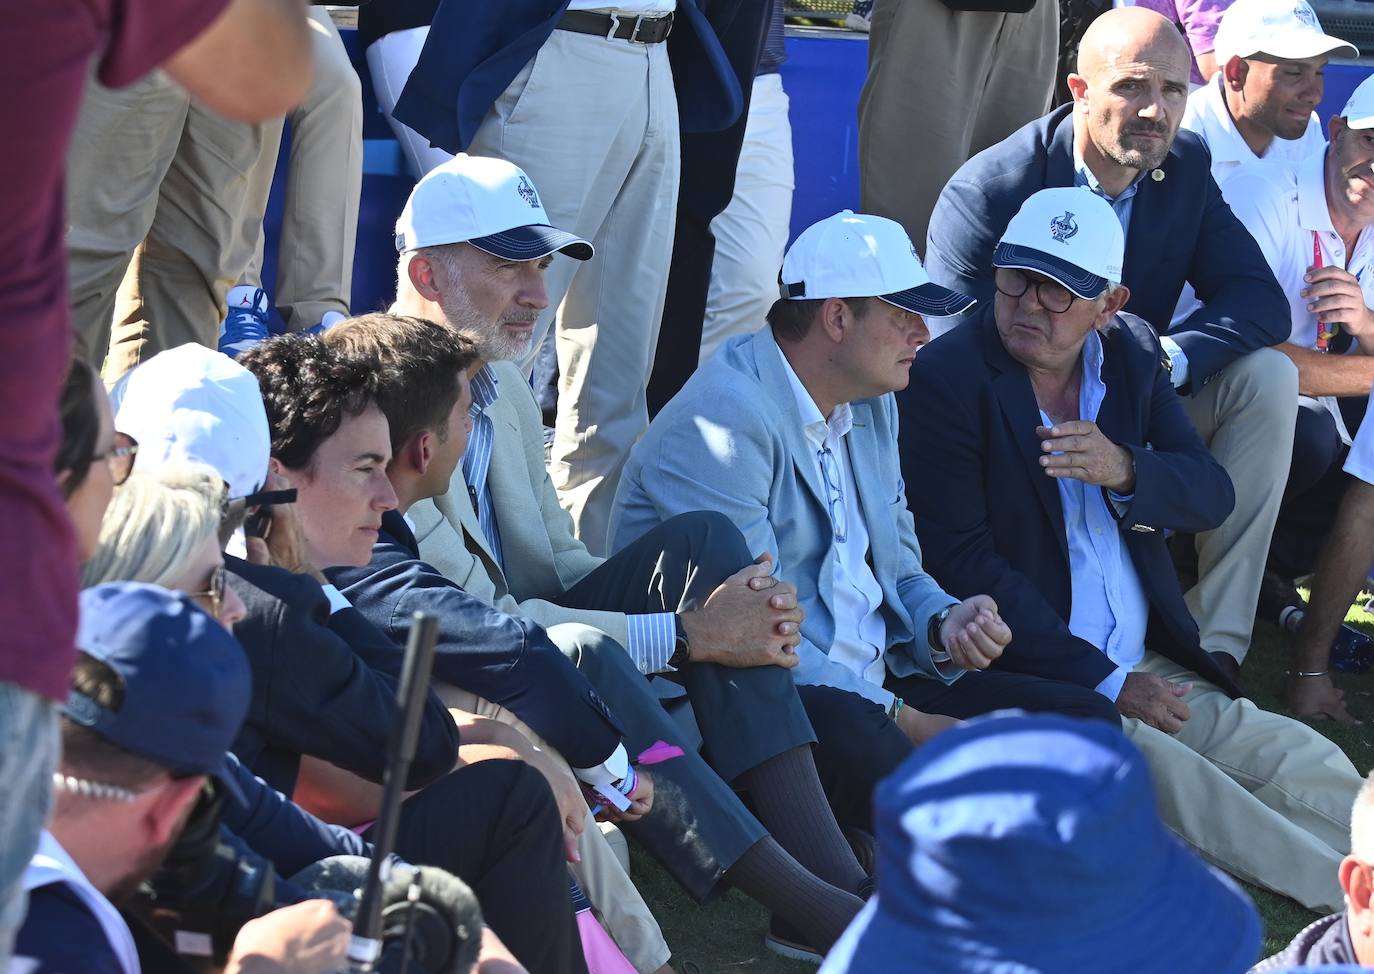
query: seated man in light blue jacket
[{"left": 613, "top": 211, "right": 1121, "bottom": 828}]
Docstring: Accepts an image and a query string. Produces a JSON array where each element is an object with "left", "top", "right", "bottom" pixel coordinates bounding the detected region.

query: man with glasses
[
  {"left": 903, "top": 186, "right": 1361, "bottom": 914},
  {"left": 614, "top": 210, "right": 1119, "bottom": 841}
]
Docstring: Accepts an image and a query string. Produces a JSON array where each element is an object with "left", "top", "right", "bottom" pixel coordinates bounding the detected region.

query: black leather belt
[{"left": 556, "top": 9, "right": 675, "bottom": 44}]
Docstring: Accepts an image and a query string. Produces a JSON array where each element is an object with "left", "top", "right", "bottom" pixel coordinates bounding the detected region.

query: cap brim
[
  {"left": 470, "top": 225, "right": 593, "bottom": 262},
  {"left": 1239, "top": 35, "right": 1359, "bottom": 62},
  {"left": 880, "top": 282, "right": 977, "bottom": 317},
  {"left": 994, "top": 242, "right": 1109, "bottom": 299}
]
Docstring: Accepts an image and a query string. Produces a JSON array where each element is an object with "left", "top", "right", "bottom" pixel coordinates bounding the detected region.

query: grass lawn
[{"left": 625, "top": 598, "right": 1374, "bottom": 971}]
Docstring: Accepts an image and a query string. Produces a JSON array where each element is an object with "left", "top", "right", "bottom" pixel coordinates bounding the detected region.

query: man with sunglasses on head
[
  {"left": 904, "top": 186, "right": 1362, "bottom": 915},
  {"left": 613, "top": 211, "right": 1118, "bottom": 860}
]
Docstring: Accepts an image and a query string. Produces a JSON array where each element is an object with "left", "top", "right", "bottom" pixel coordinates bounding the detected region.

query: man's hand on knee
[
  {"left": 1117, "top": 672, "right": 1191, "bottom": 734},
  {"left": 680, "top": 553, "right": 803, "bottom": 669}
]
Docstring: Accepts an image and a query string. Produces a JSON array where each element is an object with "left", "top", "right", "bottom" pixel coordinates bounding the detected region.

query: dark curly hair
[
  {"left": 323, "top": 313, "right": 478, "bottom": 453},
  {"left": 239, "top": 335, "right": 378, "bottom": 473},
  {"left": 56, "top": 358, "right": 102, "bottom": 496}
]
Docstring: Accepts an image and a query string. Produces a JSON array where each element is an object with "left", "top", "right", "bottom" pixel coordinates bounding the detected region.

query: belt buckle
[
  {"left": 606, "top": 11, "right": 621, "bottom": 40},
  {"left": 629, "top": 14, "right": 648, "bottom": 42}
]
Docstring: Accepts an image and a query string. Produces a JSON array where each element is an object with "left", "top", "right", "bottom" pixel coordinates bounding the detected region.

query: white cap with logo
[
  {"left": 993, "top": 188, "right": 1125, "bottom": 299},
  {"left": 1341, "top": 74, "right": 1374, "bottom": 129},
  {"left": 1213, "top": 0, "right": 1356, "bottom": 64},
  {"left": 112, "top": 343, "right": 271, "bottom": 500},
  {"left": 780, "top": 210, "right": 976, "bottom": 316},
  {"left": 395, "top": 153, "right": 594, "bottom": 262}
]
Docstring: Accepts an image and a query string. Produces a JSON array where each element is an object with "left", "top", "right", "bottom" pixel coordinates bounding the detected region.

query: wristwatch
[
  {"left": 928, "top": 605, "right": 954, "bottom": 652},
  {"left": 668, "top": 614, "right": 691, "bottom": 669}
]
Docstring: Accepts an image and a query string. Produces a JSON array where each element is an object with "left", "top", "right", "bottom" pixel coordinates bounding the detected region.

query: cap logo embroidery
[
  {"left": 516, "top": 174, "right": 540, "bottom": 209},
  {"left": 1049, "top": 211, "right": 1079, "bottom": 244},
  {"left": 1294, "top": 3, "right": 1319, "bottom": 29}
]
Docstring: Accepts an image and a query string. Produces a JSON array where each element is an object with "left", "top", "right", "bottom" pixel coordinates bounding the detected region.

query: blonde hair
[{"left": 82, "top": 463, "right": 226, "bottom": 589}]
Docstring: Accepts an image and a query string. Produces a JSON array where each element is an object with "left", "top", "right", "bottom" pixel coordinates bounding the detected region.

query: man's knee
[
  {"left": 1216, "top": 348, "right": 1299, "bottom": 427},
  {"left": 1059, "top": 686, "right": 1122, "bottom": 726},
  {"left": 546, "top": 622, "right": 639, "bottom": 680},
  {"left": 657, "top": 510, "right": 753, "bottom": 580}
]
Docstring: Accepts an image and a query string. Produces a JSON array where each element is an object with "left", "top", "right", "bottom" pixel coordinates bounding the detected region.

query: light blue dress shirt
[{"left": 1039, "top": 331, "right": 1149, "bottom": 701}]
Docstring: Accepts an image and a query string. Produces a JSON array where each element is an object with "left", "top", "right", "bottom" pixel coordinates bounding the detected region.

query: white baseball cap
[
  {"left": 780, "top": 211, "right": 976, "bottom": 316},
  {"left": 112, "top": 343, "right": 271, "bottom": 500},
  {"left": 395, "top": 153, "right": 593, "bottom": 262},
  {"left": 1341, "top": 74, "right": 1374, "bottom": 129},
  {"left": 993, "top": 188, "right": 1125, "bottom": 299},
  {"left": 1213, "top": 0, "right": 1356, "bottom": 64}
]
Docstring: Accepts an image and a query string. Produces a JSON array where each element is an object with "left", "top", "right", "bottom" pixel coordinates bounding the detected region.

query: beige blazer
[{"left": 409, "top": 361, "right": 631, "bottom": 648}]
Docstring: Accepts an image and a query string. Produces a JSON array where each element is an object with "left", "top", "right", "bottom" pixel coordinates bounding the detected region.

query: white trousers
[
  {"left": 366, "top": 27, "right": 453, "bottom": 180},
  {"left": 700, "top": 72, "right": 795, "bottom": 366}
]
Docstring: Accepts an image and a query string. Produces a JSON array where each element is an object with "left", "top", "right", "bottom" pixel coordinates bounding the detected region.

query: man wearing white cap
[
  {"left": 612, "top": 212, "right": 1120, "bottom": 950},
  {"left": 1220, "top": 75, "right": 1374, "bottom": 724},
  {"left": 1180, "top": 0, "right": 1353, "bottom": 192},
  {"left": 907, "top": 186, "right": 1362, "bottom": 913}
]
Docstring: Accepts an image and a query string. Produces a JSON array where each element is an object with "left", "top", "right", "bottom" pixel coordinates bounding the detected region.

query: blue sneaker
[{"left": 218, "top": 287, "right": 271, "bottom": 359}]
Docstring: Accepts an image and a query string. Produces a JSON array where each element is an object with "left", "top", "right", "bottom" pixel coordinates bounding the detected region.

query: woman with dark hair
[{"left": 55, "top": 358, "right": 136, "bottom": 560}]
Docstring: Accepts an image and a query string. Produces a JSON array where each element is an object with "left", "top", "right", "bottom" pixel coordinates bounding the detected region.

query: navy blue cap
[
  {"left": 880, "top": 282, "right": 977, "bottom": 317},
  {"left": 820, "top": 713, "right": 1261, "bottom": 974},
  {"left": 68, "top": 583, "right": 251, "bottom": 802}
]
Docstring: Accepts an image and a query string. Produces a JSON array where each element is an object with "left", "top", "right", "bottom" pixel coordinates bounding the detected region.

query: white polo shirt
[
  {"left": 1172, "top": 76, "right": 1327, "bottom": 325},
  {"left": 1225, "top": 148, "right": 1374, "bottom": 443},
  {"left": 565, "top": 1, "right": 677, "bottom": 14},
  {"left": 1180, "top": 75, "right": 1326, "bottom": 194}
]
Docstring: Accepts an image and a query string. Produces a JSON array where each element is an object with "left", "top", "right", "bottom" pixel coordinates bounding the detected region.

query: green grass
[{"left": 624, "top": 600, "right": 1374, "bottom": 971}]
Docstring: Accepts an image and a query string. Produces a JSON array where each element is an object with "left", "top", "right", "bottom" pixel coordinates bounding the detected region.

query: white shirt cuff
[
  {"left": 1159, "top": 336, "right": 1190, "bottom": 388},
  {"left": 321, "top": 584, "right": 352, "bottom": 615},
  {"left": 625, "top": 612, "right": 677, "bottom": 675},
  {"left": 573, "top": 743, "right": 630, "bottom": 787}
]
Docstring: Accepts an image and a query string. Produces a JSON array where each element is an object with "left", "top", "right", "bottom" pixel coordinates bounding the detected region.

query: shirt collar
[
  {"left": 1298, "top": 147, "right": 1336, "bottom": 233},
  {"left": 1192, "top": 76, "right": 1253, "bottom": 166},
  {"left": 469, "top": 364, "right": 500, "bottom": 416},
  {"left": 1072, "top": 134, "right": 1146, "bottom": 204},
  {"left": 775, "top": 343, "right": 853, "bottom": 448}
]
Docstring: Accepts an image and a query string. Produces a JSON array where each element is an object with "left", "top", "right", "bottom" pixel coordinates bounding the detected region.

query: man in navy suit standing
[
  {"left": 926, "top": 6, "right": 1295, "bottom": 686},
  {"left": 905, "top": 187, "right": 1361, "bottom": 914}
]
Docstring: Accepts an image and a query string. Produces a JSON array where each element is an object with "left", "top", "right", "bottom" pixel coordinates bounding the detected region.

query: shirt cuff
[
  {"left": 572, "top": 743, "right": 630, "bottom": 787},
  {"left": 1095, "top": 665, "right": 1129, "bottom": 702},
  {"left": 1159, "top": 336, "right": 1190, "bottom": 389},
  {"left": 320, "top": 584, "right": 352, "bottom": 615},
  {"left": 626, "top": 612, "right": 677, "bottom": 675}
]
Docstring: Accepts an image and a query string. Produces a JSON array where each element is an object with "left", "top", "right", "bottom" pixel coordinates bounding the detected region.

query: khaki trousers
[
  {"left": 1179, "top": 349, "right": 1299, "bottom": 662},
  {"left": 468, "top": 29, "right": 681, "bottom": 555},
  {"left": 66, "top": 69, "right": 281, "bottom": 379},
  {"left": 436, "top": 624, "right": 672, "bottom": 974},
  {"left": 1125, "top": 651, "right": 1357, "bottom": 912},
  {"left": 240, "top": 8, "right": 361, "bottom": 330},
  {"left": 858, "top": 0, "right": 1059, "bottom": 253}
]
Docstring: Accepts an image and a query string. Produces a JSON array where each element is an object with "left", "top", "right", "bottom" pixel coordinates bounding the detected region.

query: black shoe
[
  {"left": 765, "top": 916, "right": 822, "bottom": 965},
  {"left": 1257, "top": 569, "right": 1304, "bottom": 627}
]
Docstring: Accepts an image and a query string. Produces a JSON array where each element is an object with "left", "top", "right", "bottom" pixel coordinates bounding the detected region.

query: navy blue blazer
[
  {"left": 328, "top": 510, "right": 625, "bottom": 769},
  {"left": 925, "top": 104, "right": 1288, "bottom": 390},
  {"left": 897, "top": 309, "right": 1243, "bottom": 698},
  {"left": 226, "top": 557, "right": 459, "bottom": 796},
  {"left": 392, "top": 0, "right": 743, "bottom": 154}
]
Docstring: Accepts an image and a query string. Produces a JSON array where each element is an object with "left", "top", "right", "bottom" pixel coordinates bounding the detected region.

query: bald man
[{"left": 923, "top": 6, "right": 1293, "bottom": 686}]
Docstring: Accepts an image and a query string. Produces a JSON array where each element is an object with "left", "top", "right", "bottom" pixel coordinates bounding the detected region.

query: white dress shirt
[
  {"left": 777, "top": 347, "right": 890, "bottom": 687},
  {"left": 565, "top": 1, "right": 677, "bottom": 15},
  {"left": 1224, "top": 148, "right": 1374, "bottom": 444}
]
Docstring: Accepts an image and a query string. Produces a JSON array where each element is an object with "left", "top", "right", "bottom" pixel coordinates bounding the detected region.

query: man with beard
[
  {"left": 12, "top": 584, "right": 348, "bottom": 974},
  {"left": 924, "top": 6, "right": 1293, "bottom": 688}
]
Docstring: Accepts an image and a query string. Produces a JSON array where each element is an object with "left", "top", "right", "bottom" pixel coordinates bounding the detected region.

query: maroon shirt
[{"left": 0, "top": 0, "right": 226, "bottom": 700}]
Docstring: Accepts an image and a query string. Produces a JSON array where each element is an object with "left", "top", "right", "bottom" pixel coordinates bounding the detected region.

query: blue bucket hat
[
  {"left": 67, "top": 583, "right": 252, "bottom": 802},
  {"left": 820, "top": 713, "right": 1261, "bottom": 974}
]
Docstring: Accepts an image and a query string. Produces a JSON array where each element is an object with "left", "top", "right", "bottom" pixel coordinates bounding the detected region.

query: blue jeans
[{"left": 0, "top": 683, "right": 58, "bottom": 968}]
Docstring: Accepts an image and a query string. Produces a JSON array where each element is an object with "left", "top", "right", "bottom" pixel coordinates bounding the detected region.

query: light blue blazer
[{"left": 611, "top": 328, "right": 961, "bottom": 709}]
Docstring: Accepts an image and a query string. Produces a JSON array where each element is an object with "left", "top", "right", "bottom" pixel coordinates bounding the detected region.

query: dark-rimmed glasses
[
  {"left": 994, "top": 268, "right": 1077, "bottom": 314},
  {"left": 188, "top": 564, "right": 226, "bottom": 619},
  {"left": 96, "top": 432, "right": 139, "bottom": 486}
]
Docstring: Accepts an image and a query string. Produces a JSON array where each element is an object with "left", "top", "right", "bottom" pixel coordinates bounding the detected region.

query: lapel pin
[{"left": 1151, "top": 169, "right": 1165, "bottom": 182}]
